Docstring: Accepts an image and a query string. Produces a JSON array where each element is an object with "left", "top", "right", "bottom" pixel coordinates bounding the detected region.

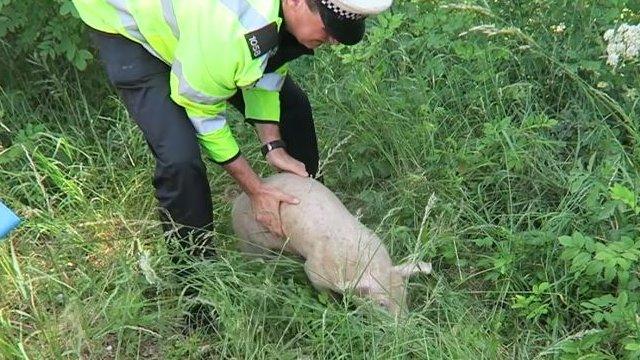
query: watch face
[{"left": 262, "top": 140, "right": 285, "bottom": 157}]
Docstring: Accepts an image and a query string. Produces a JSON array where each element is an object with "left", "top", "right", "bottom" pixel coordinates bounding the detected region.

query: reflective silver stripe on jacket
[
  {"left": 219, "top": 0, "right": 268, "bottom": 30},
  {"left": 107, "top": 0, "right": 162, "bottom": 59},
  {"left": 219, "top": 0, "right": 273, "bottom": 70},
  {"left": 172, "top": 60, "right": 228, "bottom": 104},
  {"left": 160, "top": 0, "right": 180, "bottom": 39},
  {"left": 253, "top": 72, "right": 285, "bottom": 91},
  {"left": 190, "top": 115, "right": 227, "bottom": 134}
]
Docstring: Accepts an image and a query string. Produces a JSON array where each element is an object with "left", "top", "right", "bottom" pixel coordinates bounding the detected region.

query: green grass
[{"left": 1, "top": 0, "right": 639, "bottom": 358}]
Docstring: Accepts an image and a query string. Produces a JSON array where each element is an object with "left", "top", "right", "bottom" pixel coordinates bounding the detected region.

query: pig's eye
[{"left": 378, "top": 301, "right": 389, "bottom": 308}]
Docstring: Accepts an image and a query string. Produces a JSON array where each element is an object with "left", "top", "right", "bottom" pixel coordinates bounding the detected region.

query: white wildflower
[
  {"left": 603, "top": 23, "right": 640, "bottom": 67},
  {"left": 604, "top": 29, "right": 615, "bottom": 41},
  {"left": 607, "top": 53, "right": 620, "bottom": 67},
  {"left": 139, "top": 250, "right": 160, "bottom": 285},
  {"left": 552, "top": 23, "right": 566, "bottom": 34}
]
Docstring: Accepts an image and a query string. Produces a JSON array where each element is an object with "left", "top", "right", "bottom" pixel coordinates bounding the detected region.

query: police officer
[{"left": 71, "top": 0, "right": 392, "bottom": 257}]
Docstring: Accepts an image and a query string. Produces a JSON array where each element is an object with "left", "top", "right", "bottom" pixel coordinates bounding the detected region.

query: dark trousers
[{"left": 89, "top": 31, "right": 319, "bottom": 258}]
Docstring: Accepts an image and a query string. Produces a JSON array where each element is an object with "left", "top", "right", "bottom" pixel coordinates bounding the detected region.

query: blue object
[{"left": 0, "top": 201, "right": 21, "bottom": 239}]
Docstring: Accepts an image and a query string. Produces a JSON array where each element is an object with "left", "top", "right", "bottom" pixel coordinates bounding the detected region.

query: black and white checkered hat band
[{"left": 320, "top": 0, "right": 366, "bottom": 20}]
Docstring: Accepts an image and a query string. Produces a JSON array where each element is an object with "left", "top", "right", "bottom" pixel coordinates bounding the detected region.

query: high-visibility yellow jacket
[{"left": 72, "top": 0, "right": 289, "bottom": 164}]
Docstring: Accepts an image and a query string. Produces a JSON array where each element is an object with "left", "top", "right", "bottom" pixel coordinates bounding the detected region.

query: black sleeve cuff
[
  {"left": 245, "top": 118, "right": 280, "bottom": 126},
  {"left": 214, "top": 150, "right": 242, "bottom": 166}
]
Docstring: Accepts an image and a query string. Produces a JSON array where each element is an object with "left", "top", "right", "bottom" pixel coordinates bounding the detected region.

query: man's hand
[
  {"left": 266, "top": 148, "right": 309, "bottom": 177},
  {"left": 223, "top": 156, "right": 299, "bottom": 237},
  {"left": 248, "top": 183, "right": 299, "bottom": 237},
  {"left": 254, "top": 122, "right": 309, "bottom": 178}
]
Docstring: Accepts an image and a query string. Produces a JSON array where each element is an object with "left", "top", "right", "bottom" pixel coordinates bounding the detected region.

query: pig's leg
[
  {"left": 237, "top": 237, "right": 272, "bottom": 257},
  {"left": 234, "top": 210, "right": 283, "bottom": 257},
  {"left": 304, "top": 261, "right": 345, "bottom": 305},
  {"left": 236, "top": 231, "right": 288, "bottom": 258},
  {"left": 304, "top": 260, "right": 334, "bottom": 293}
]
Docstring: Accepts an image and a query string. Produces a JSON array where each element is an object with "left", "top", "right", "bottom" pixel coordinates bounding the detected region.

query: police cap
[{"left": 316, "top": 0, "right": 393, "bottom": 45}]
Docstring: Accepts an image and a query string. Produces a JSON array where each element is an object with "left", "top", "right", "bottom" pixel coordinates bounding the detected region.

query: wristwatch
[{"left": 261, "top": 139, "right": 286, "bottom": 157}]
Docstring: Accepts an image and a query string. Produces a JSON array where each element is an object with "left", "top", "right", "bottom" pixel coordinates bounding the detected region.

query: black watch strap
[{"left": 261, "top": 139, "right": 286, "bottom": 157}]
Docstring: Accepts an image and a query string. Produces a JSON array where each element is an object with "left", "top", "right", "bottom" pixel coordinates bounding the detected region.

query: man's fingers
[
  {"left": 256, "top": 211, "right": 283, "bottom": 237},
  {"left": 267, "top": 150, "right": 309, "bottom": 177},
  {"left": 291, "top": 160, "right": 309, "bottom": 177},
  {"left": 281, "top": 160, "right": 308, "bottom": 178},
  {"left": 275, "top": 189, "right": 299, "bottom": 205},
  {"left": 265, "top": 220, "right": 282, "bottom": 237},
  {"left": 250, "top": 183, "right": 297, "bottom": 237},
  {"left": 287, "top": 167, "right": 308, "bottom": 178},
  {"left": 270, "top": 219, "right": 284, "bottom": 237},
  {"left": 267, "top": 217, "right": 284, "bottom": 237}
]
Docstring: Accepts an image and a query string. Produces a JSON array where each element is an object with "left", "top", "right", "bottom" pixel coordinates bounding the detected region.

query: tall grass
[{"left": 1, "top": 0, "right": 639, "bottom": 358}]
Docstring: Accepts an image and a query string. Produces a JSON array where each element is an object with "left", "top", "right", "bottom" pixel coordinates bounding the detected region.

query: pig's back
[
  {"left": 266, "top": 174, "right": 366, "bottom": 252},
  {"left": 265, "top": 173, "right": 343, "bottom": 208},
  {"left": 268, "top": 174, "right": 391, "bottom": 270},
  {"left": 265, "top": 173, "right": 356, "bottom": 227},
  {"left": 232, "top": 173, "right": 377, "bottom": 258}
]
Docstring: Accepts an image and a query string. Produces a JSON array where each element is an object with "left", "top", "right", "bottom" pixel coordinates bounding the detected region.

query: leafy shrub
[
  {"left": 0, "top": 0, "right": 90, "bottom": 69},
  {"left": 552, "top": 184, "right": 640, "bottom": 358}
]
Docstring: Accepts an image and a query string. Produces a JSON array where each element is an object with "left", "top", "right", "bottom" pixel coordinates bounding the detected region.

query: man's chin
[
  {"left": 289, "top": 32, "right": 320, "bottom": 49},
  {"left": 300, "top": 40, "right": 321, "bottom": 50}
]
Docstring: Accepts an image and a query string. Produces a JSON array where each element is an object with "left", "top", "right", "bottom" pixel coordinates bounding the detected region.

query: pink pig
[{"left": 232, "top": 173, "right": 431, "bottom": 316}]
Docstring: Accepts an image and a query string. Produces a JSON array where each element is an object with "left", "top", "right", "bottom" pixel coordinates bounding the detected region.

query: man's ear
[
  {"left": 284, "top": 0, "right": 303, "bottom": 10},
  {"left": 394, "top": 262, "right": 432, "bottom": 278}
]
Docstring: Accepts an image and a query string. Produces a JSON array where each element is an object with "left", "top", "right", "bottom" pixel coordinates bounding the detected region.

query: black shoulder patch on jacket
[{"left": 244, "top": 22, "right": 279, "bottom": 59}]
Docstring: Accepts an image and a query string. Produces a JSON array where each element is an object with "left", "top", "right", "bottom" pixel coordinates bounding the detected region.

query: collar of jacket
[{"left": 265, "top": 7, "right": 315, "bottom": 72}]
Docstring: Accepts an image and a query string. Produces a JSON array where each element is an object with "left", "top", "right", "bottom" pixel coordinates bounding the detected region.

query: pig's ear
[
  {"left": 394, "top": 262, "right": 432, "bottom": 278},
  {"left": 337, "top": 276, "right": 375, "bottom": 295},
  {"left": 355, "top": 277, "right": 375, "bottom": 295}
]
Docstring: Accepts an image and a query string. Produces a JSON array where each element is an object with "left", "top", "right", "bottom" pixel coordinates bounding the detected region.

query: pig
[{"left": 231, "top": 173, "right": 431, "bottom": 316}]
